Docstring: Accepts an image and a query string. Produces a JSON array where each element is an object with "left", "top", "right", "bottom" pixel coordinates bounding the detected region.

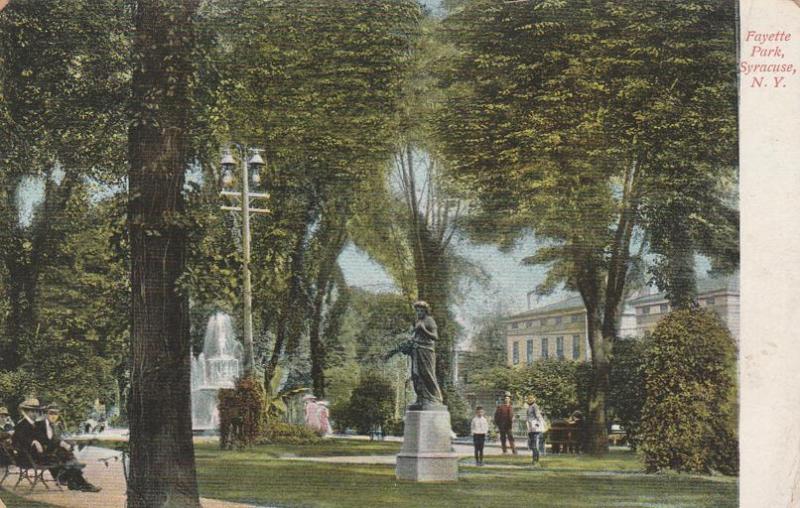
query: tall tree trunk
[
  {"left": 265, "top": 217, "right": 312, "bottom": 386},
  {"left": 578, "top": 264, "right": 609, "bottom": 455},
  {"left": 309, "top": 220, "right": 347, "bottom": 398},
  {"left": 127, "top": 1, "right": 200, "bottom": 506}
]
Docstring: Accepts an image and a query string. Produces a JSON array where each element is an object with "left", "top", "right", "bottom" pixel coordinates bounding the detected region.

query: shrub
[
  {"left": 383, "top": 418, "right": 404, "bottom": 437},
  {"left": 477, "top": 361, "right": 590, "bottom": 419},
  {"left": 218, "top": 375, "right": 266, "bottom": 450},
  {"left": 444, "top": 386, "right": 470, "bottom": 436},
  {"left": 331, "top": 370, "right": 394, "bottom": 435},
  {"left": 260, "top": 421, "right": 322, "bottom": 445},
  {"left": 639, "top": 309, "right": 738, "bottom": 475},
  {"left": 608, "top": 338, "right": 649, "bottom": 449}
]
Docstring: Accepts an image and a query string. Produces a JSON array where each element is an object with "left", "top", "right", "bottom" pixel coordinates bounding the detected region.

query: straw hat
[
  {"left": 18, "top": 398, "right": 40, "bottom": 410},
  {"left": 0, "top": 406, "right": 8, "bottom": 416}
]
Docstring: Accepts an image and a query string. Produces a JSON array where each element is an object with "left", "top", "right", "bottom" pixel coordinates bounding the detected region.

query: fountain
[{"left": 191, "top": 312, "right": 243, "bottom": 431}]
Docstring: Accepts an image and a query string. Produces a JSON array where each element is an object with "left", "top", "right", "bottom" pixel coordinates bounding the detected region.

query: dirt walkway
[{"left": 0, "top": 446, "right": 256, "bottom": 508}]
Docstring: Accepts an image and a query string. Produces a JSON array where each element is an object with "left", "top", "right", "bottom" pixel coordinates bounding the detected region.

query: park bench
[
  {"left": 0, "top": 441, "right": 74, "bottom": 492},
  {"left": 547, "top": 420, "right": 582, "bottom": 454}
]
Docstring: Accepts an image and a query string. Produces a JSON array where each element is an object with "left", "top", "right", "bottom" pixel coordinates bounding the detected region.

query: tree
[
  {"left": 0, "top": 0, "right": 129, "bottom": 373},
  {"left": 435, "top": 0, "right": 737, "bottom": 453},
  {"left": 639, "top": 309, "right": 738, "bottom": 474},
  {"left": 126, "top": 0, "right": 201, "bottom": 505},
  {"left": 332, "top": 370, "right": 395, "bottom": 435},
  {"left": 350, "top": 15, "right": 483, "bottom": 390},
  {"left": 206, "top": 0, "right": 422, "bottom": 393}
]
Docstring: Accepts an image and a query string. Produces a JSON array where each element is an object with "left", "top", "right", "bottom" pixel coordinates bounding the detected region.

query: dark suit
[
  {"left": 494, "top": 404, "right": 516, "bottom": 453},
  {"left": 34, "top": 419, "right": 89, "bottom": 488},
  {"left": 12, "top": 418, "right": 36, "bottom": 453}
]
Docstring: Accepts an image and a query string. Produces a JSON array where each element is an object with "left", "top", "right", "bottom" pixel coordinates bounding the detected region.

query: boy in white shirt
[{"left": 470, "top": 406, "right": 489, "bottom": 465}]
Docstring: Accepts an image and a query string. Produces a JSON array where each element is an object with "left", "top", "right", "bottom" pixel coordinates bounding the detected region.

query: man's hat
[
  {"left": 0, "top": 406, "right": 8, "bottom": 415},
  {"left": 46, "top": 403, "right": 61, "bottom": 413},
  {"left": 413, "top": 300, "right": 430, "bottom": 311},
  {"left": 18, "top": 398, "right": 40, "bottom": 410},
  {"left": 503, "top": 391, "right": 511, "bottom": 398}
]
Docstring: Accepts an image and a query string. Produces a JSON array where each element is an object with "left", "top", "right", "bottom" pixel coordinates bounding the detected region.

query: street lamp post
[{"left": 220, "top": 146, "right": 270, "bottom": 376}]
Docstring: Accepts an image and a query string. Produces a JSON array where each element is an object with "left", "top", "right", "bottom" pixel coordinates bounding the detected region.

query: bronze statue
[{"left": 386, "top": 301, "right": 444, "bottom": 410}]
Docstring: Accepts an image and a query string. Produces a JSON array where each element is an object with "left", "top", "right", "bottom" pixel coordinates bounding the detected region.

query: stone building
[
  {"left": 504, "top": 296, "right": 591, "bottom": 366},
  {"left": 503, "top": 273, "right": 740, "bottom": 366},
  {"left": 626, "top": 273, "right": 740, "bottom": 341}
]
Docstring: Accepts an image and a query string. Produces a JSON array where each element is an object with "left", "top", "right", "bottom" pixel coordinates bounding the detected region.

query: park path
[
  {"left": 280, "top": 441, "right": 522, "bottom": 465},
  {"left": 1, "top": 433, "right": 537, "bottom": 507},
  {"left": 0, "top": 446, "right": 258, "bottom": 508}
]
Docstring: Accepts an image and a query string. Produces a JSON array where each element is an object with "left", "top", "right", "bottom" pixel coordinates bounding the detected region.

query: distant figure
[
  {"left": 494, "top": 392, "right": 517, "bottom": 454},
  {"left": 470, "top": 406, "right": 489, "bottom": 466},
  {"left": 526, "top": 394, "right": 545, "bottom": 465},
  {"left": 304, "top": 395, "right": 321, "bottom": 433},
  {"left": 317, "top": 401, "right": 332, "bottom": 436},
  {"left": 0, "top": 406, "right": 13, "bottom": 433}
]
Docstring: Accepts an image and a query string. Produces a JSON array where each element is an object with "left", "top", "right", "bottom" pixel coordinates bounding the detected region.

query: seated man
[
  {"left": 0, "top": 406, "right": 13, "bottom": 433},
  {"left": 35, "top": 404, "right": 101, "bottom": 492},
  {"left": 12, "top": 398, "right": 40, "bottom": 454}
]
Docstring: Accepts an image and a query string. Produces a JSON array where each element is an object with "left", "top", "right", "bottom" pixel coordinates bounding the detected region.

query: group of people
[
  {"left": 0, "top": 398, "right": 101, "bottom": 492},
  {"left": 303, "top": 395, "right": 332, "bottom": 436},
  {"left": 469, "top": 392, "right": 547, "bottom": 466}
]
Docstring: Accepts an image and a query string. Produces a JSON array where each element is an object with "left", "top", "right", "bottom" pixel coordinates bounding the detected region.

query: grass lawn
[{"left": 194, "top": 443, "right": 738, "bottom": 508}]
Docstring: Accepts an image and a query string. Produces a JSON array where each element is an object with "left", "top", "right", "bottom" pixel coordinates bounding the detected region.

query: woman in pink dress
[
  {"left": 303, "top": 395, "right": 320, "bottom": 433},
  {"left": 317, "top": 400, "right": 332, "bottom": 436}
]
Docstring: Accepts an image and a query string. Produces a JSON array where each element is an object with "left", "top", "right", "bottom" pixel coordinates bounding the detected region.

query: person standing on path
[
  {"left": 493, "top": 392, "right": 517, "bottom": 454},
  {"left": 470, "top": 406, "right": 489, "bottom": 465},
  {"left": 526, "top": 394, "right": 545, "bottom": 465}
]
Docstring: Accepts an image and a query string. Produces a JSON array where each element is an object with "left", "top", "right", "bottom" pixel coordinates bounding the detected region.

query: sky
[{"left": 337, "top": 235, "right": 563, "bottom": 347}]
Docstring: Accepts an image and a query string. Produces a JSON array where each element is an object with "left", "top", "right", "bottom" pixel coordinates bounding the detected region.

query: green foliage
[
  {"left": 435, "top": 0, "right": 738, "bottom": 453},
  {"left": 475, "top": 361, "right": 592, "bottom": 420},
  {"left": 0, "top": 369, "right": 36, "bottom": 419},
  {"left": 608, "top": 338, "right": 649, "bottom": 449},
  {"left": 265, "top": 366, "right": 309, "bottom": 421},
  {"left": 219, "top": 376, "right": 267, "bottom": 450},
  {"left": 443, "top": 385, "right": 470, "bottom": 436},
  {"left": 331, "top": 370, "right": 395, "bottom": 435},
  {"left": 639, "top": 309, "right": 738, "bottom": 475},
  {"left": 260, "top": 421, "right": 322, "bottom": 446}
]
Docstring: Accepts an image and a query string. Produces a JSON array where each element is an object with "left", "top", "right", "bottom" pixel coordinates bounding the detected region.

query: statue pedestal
[{"left": 396, "top": 409, "right": 459, "bottom": 482}]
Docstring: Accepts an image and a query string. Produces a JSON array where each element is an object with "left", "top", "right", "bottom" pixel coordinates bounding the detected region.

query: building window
[
  {"left": 641, "top": 306, "right": 650, "bottom": 315},
  {"left": 706, "top": 297, "right": 716, "bottom": 306},
  {"left": 556, "top": 337, "right": 564, "bottom": 359},
  {"left": 526, "top": 339, "right": 534, "bottom": 365},
  {"left": 571, "top": 314, "right": 580, "bottom": 323},
  {"left": 525, "top": 320, "right": 532, "bottom": 328},
  {"left": 540, "top": 318, "right": 547, "bottom": 326},
  {"left": 555, "top": 316, "right": 562, "bottom": 325},
  {"left": 660, "top": 303, "right": 668, "bottom": 313},
  {"left": 572, "top": 335, "right": 580, "bottom": 360},
  {"left": 511, "top": 322, "right": 519, "bottom": 329},
  {"left": 513, "top": 341, "right": 519, "bottom": 365},
  {"left": 541, "top": 338, "right": 549, "bottom": 360}
]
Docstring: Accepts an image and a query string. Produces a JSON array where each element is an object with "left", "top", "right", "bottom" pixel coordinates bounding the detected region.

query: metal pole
[{"left": 241, "top": 147, "right": 255, "bottom": 375}]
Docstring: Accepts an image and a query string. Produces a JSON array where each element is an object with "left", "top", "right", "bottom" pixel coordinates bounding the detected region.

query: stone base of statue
[{"left": 396, "top": 407, "right": 459, "bottom": 482}]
